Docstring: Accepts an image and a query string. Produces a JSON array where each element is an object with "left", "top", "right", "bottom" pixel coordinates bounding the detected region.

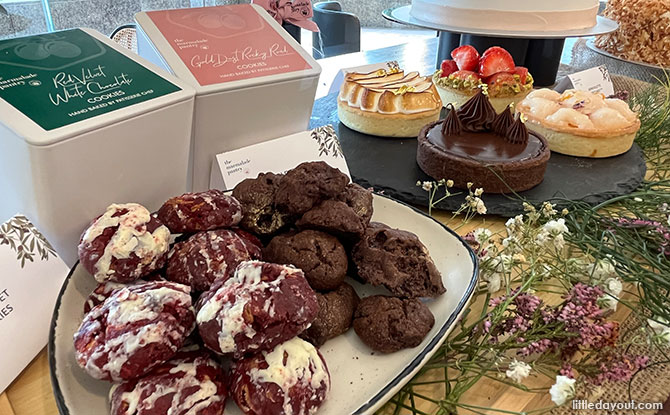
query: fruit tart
[
  {"left": 338, "top": 67, "right": 442, "bottom": 137},
  {"left": 515, "top": 88, "right": 641, "bottom": 158},
  {"left": 433, "top": 45, "right": 533, "bottom": 113}
]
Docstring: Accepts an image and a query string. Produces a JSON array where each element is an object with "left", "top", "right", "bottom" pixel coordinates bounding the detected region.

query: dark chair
[{"left": 312, "top": 1, "right": 360, "bottom": 59}]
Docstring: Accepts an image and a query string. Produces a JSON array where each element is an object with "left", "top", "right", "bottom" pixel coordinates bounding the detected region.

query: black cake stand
[{"left": 382, "top": 6, "right": 618, "bottom": 86}]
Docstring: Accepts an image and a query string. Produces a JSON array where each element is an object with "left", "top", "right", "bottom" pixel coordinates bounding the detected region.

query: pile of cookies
[{"left": 72, "top": 162, "right": 446, "bottom": 415}]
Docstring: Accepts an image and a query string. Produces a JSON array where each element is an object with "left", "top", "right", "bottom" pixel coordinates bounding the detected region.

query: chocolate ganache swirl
[
  {"left": 441, "top": 103, "right": 463, "bottom": 136},
  {"left": 491, "top": 105, "right": 514, "bottom": 137},
  {"left": 506, "top": 115, "right": 529, "bottom": 145},
  {"left": 457, "top": 88, "right": 497, "bottom": 132}
]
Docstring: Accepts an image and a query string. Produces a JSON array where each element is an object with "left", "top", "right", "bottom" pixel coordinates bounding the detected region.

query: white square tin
[
  {"left": 0, "top": 28, "right": 196, "bottom": 265},
  {"left": 135, "top": 4, "right": 321, "bottom": 191}
]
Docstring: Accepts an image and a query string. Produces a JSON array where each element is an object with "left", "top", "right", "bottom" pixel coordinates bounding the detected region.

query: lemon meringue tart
[
  {"left": 516, "top": 89, "right": 641, "bottom": 158},
  {"left": 338, "top": 69, "right": 442, "bottom": 138}
]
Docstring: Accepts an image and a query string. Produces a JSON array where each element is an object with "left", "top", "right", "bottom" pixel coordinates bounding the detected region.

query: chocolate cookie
[
  {"left": 230, "top": 337, "right": 330, "bottom": 415},
  {"left": 73, "top": 281, "right": 195, "bottom": 382},
  {"left": 301, "top": 282, "right": 360, "bottom": 347},
  {"left": 296, "top": 200, "right": 366, "bottom": 239},
  {"left": 338, "top": 183, "right": 373, "bottom": 225},
  {"left": 166, "top": 229, "right": 261, "bottom": 292},
  {"left": 110, "top": 347, "right": 228, "bottom": 415},
  {"left": 352, "top": 222, "right": 446, "bottom": 298},
  {"left": 196, "top": 261, "right": 318, "bottom": 358},
  {"left": 263, "top": 230, "right": 347, "bottom": 291},
  {"left": 353, "top": 295, "right": 435, "bottom": 353},
  {"left": 157, "top": 189, "right": 243, "bottom": 233},
  {"left": 232, "top": 173, "right": 291, "bottom": 236},
  {"left": 274, "top": 161, "right": 349, "bottom": 215},
  {"left": 78, "top": 203, "right": 170, "bottom": 283}
]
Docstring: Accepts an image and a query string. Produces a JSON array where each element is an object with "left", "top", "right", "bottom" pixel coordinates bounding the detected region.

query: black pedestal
[
  {"left": 524, "top": 38, "right": 565, "bottom": 86},
  {"left": 435, "top": 31, "right": 461, "bottom": 68},
  {"left": 459, "top": 34, "right": 529, "bottom": 65},
  {"left": 282, "top": 22, "right": 301, "bottom": 43}
]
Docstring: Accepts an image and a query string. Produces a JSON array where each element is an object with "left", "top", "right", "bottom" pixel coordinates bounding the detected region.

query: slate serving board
[{"left": 310, "top": 93, "right": 647, "bottom": 217}]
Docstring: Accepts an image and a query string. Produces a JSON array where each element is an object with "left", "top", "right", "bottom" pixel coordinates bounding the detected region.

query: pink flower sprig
[
  {"left": 614, "top": 217, "right": 670, "bottom": 256},
  {"left": 585, "top": 353, "right": 649, "bottom": 385},
  {"left": 482, "top": 283, "right": 641, "bottom": 386}
]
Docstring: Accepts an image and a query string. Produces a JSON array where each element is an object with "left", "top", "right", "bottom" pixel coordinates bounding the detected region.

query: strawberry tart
[
  {"left": 410, "top": 0, "right": 599, "bottom": 32},
  {"left": 515, "top": 89, "right": 641, "bottom": 158},
  {"left": 433, "top": 45, "right": 534, "bottom": 113},
  {"left": 338, "top": 68, "right": 442, "bottom": 137}
]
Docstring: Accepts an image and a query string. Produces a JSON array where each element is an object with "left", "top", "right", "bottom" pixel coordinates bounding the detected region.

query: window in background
[{"left": 0, "top": 0, "right": 246, "bottom": 40}]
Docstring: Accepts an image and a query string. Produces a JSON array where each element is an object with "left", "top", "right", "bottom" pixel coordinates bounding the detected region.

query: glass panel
[
  {"left": 0, "top": 0, "right": 246, "bottom": 39},
  {"left": 0, "top": 1, "right": 48, "bottom": 39}
]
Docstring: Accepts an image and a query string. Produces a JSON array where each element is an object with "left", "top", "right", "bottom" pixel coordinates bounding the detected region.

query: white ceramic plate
[
  {"left": 585, "top": 39, "right": 669, "bottom": 71},
  {"left": 383, "top": 6, "right": 618, "bottom": 39},
  {"left": 49, "top": 193, "right": 478, "bottom": 415}
]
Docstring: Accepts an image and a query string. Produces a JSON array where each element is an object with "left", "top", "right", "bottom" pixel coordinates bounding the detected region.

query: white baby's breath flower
[
  {"left": 416, "top": 180, "right": 422, "bottom": 186},
  {"left": 648, "top": 317, "right": 670, "bottom": 343},
  {"left": 549, "top": 375, "right": 576, "bottom": 406},
  {"left": 537, "top": 219, "right": 569, "bottom": 250},
  {"left": 485, "top": 272, "right": 502, "bottom": 293},
  {"left": 562, "top": 208, "right": 569, "bottom": 216},
  {"left": 502, "top": 235, "right": 521, "bottom": 253},
  {"left": 523, "top": 202, "right": 536, "bottom": 213},
  {"left": 553, "top": 234, "right": 566, "bottom": 250},
  {"left": 473, "top": 228, "right": 492, "bottom": 246},
  {"left": 474, "top": 187, "right": 484, "bottom": 197},
  {"left": 446, "top": 179, "right": 454, "bottom": 187},
  {"left": 475, "top": 197, "right": 487, "bottom": 214},
  {"left": 587, "top": 259, "right": 617, "bottom": 282},
  {"left": 467, "top": 182, "right": 473, "bottom": 189},
  {"left": 599, "top": 277, "right": 622, "bottom": 311},
  {"left": 634, "top": 197, "right": 643, "bottom": 202},
  {"left": 543, "top": 218, "right": 569, "bottom": 235},
  {"left": 422, "top": 181, "right": 433, "bottom": 191},
  {"left": 541, "top": 202, "right": 557, "bottom": 218},
  {"left": 535, "top": 229, "right": 550, "bottom": 246},
  {"left": 505, "top": 215, "right": 524, "bottom": 237},
  {"left": 605, "top": 277, "right": 623, "bottom": 297},
  {"left": 490, "top": 254, "right": 514, "bottom": 274},
  {"left": 506, "top": 359, "right": 532, "bottom": 383}
]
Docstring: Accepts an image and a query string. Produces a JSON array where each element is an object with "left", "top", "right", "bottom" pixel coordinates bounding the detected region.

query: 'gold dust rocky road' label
[{"left": 0, "top": 29, "right": 181, "bottom": 131}]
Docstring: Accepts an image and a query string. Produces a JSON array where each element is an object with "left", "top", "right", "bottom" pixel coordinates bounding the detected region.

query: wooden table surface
[{"left": 0, "top": 36, "right": 624, "bottom": 415}]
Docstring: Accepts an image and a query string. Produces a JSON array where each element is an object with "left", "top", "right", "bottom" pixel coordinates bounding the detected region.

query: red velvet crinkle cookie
[
  {"left": 157, "top": 189, "right": 243, "bottom": 233},
  {"left": 110, "top": 347, "right": 228, "bottom": 415},
  {"left": 73, "top": 281, "right": 196, "bottom": 382},
  {"left": 231, "top": 337, "right": 330, "bottom": 415},
  {"left": 78, "top": 203, "right": 171, "bottom": 283},
  {"left": 196, "top": 261, "right": 318, "bottom": 359},
  {"left": 83, "top": 273, "right": 164, "bottom": 313},
  {"left": 166, "top": 229, "right": 262, "bottom": 292}
]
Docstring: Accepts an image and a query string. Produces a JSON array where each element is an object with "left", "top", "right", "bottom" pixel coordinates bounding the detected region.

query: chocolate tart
[{"left": 417, "top": 89, "right": 550, "bottom": 194}]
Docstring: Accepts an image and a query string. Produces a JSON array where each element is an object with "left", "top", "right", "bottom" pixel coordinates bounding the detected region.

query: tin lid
[
  {"left": 135, "top": 4, "right": 321, "bottom": 95},
  {"left": 0, "top": 28, "right": 195, "bottom": 146}
]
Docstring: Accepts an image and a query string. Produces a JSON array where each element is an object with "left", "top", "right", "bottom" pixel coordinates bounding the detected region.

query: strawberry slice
[
  {"left": 440, "top": 60, "right": 459, "bottom": 77},
  {"left": 478, "top": 47, "right": 515, "bottom": 78},
  {"left": 450, "top": 70, "right": 482, "bottom": 81},
  {"left": 450, "top": 45, "right": 480, "bottom": 71},
  {"left": 513, "top": 66, "right": 529, "bottom": 84}
]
